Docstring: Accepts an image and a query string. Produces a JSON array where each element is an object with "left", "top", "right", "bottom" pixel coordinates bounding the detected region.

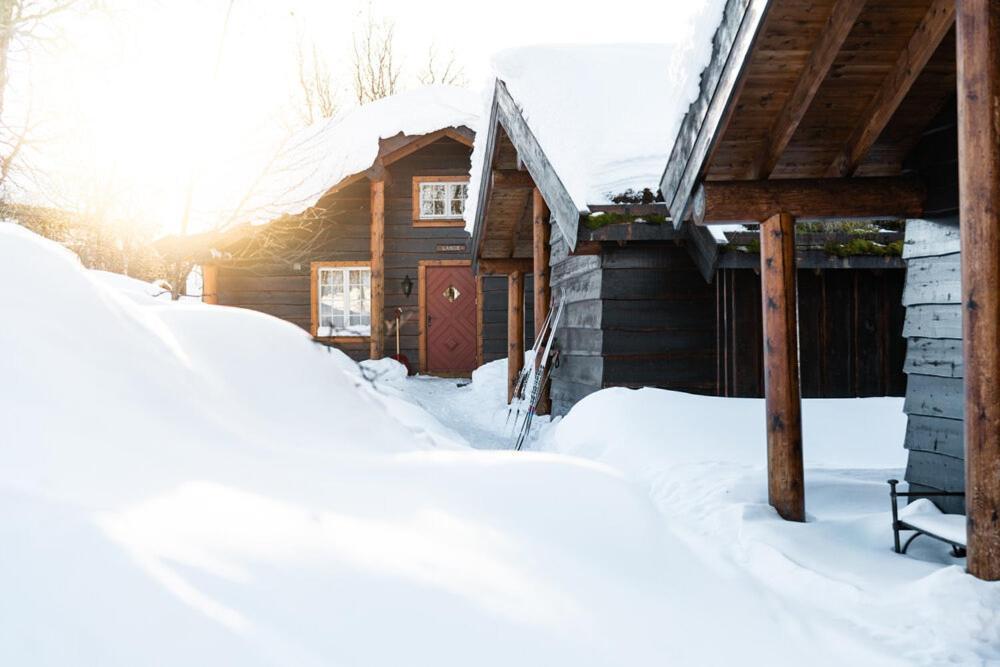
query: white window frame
[
  {"left": 417, "top": 180, "right": 468, "bottom": 220},
  {"left": 315, "top": 265, "right": 371, "bottom": 337}
]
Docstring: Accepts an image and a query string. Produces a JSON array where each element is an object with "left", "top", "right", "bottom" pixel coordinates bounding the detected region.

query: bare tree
[
  {"left": 0, "top": 0, "right": 79, "bottom": 194},
  {"left": 352, "top": 9, "right": 400, "bottom": 104},
  {"left": 296, "top": 40, "right": 337, "bottom": 126},
  {"left": 418, "top": 44, "right": 466, "bottom": 87}
]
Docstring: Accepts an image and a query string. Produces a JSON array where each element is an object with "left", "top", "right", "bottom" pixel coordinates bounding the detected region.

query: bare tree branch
[
  {"left": 418, "top": 43, "right": 466, "bottom": 86},
  {"left": 352, "top": 8, "right": 400, "bottom": 104}
]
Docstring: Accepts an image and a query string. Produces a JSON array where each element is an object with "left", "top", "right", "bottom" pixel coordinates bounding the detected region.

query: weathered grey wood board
[
  {"left": 901, "top": 217, "right": 966, "bottom": 505},
  {"left": 901, "top": 253, "right": 961, "bottom": 305}
]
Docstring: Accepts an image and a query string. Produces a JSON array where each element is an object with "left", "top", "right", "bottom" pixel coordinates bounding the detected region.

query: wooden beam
[
  {"left": 692, "top": 176, "right": 925, "bottom": 225},
  {"left": 370, "top": 180, "right": 386, "bottom": 360},
  {"left": 752, "top": 0, "right": 867, "bottom": 179},
  {"left": 760, "top": 212, "right": 805, "bottom": 522},
  {"left": 684, "top": 222, "right": 720, "bottom": 282},
  {"left": 201, "top": 264, "right": 218, "bottom": 305},
  {"left": 492, "top": 169, "right": 535, "bottom": 190},
  {"left": 957, "top": 0, "right": 1000, "bottom": 581},
  {"left": 826, "top": 0, "right": 955, "bottom": 177},
  {"left": 477, "top": 258, "right": 533, "bottom": 275},
  {"left": 532, "top": 189, "right": 551, "bottom": 416},
  {"left": 507, "top": 270, "right": 525, "bottom": 404}
]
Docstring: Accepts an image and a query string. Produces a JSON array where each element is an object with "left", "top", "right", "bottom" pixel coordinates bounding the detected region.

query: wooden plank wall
[
  {"left": 214, "top": 137, "right": 478, "bottom": 365},
  {"left": 548, "top": 240, "right": 718, "bottom": 416},
  {"left": 216, "top": 178, "right": 372, "bottom": 361},
  {"left": 548, "top": 234, "right": 605, "bottom": 416},
  {"left": 599, "top": 244, "right": 717, "bottom": 394},
  {"left": 717, "top": 268, "right": 907, "bottom": 398},
  {"left": 383, "top": 139, "right": 473, "bottom": 366},
  {"left": 901, "top": 218, "right": 964, "bottom": 512},
  {"left": 481, "top": 275, "right": 535, "bottom": 364},
  {"left": 897, "top": 98, "right": 963, "bottom": 512}
]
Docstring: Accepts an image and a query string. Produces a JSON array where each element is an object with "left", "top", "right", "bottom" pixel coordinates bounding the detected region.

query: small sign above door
[{"left": 436, "top": 243, "right": 466, "bottom": 253}]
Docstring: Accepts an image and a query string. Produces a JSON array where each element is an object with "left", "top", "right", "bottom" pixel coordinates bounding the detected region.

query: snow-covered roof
[
  {"left": 466, "top": 17, "right": 726, "bottom": 234},
  {"left": 243, "top": 85, "right": 480, "bottom": 225}
]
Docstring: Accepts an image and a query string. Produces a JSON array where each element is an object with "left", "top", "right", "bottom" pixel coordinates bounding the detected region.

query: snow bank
[
  {"left": 3, "top": 224, "right": 840, "bottom": 665},
  {"left": 243, "top": 85, "right": 479, "bottom": 225},
  {"left": 466, "top": 5, "right": 726, "bottom": 231},
  {"left": 538, "top": 387, "right": 1000, "bottom": 664}
]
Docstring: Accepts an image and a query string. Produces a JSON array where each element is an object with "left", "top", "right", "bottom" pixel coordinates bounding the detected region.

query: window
[
  {"left": 314, "top": 264, "right": 371, "bottom": 337},
  {"left": 412, "top": 176, "right": 468, "bottom": 225}
]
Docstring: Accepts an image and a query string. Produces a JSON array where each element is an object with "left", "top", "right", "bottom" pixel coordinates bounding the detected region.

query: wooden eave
[
  {"left": 661, "top": 0, "right": 957, "bottom": 233},
  {"left": 471, "top": 80, "right": 581, "bottom": 270}
]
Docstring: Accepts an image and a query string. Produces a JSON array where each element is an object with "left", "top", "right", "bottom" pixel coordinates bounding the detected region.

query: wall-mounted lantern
[{"left": 401, "top": 274, "right": 414, "bottom": 298}]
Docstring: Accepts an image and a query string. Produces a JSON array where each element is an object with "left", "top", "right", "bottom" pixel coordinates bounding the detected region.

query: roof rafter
[
  {"left": 825, "top": 0, "right": 955, "bottom": 177},
  {"left": 750, "top": 0, "right": 868, "bottom": 179}
]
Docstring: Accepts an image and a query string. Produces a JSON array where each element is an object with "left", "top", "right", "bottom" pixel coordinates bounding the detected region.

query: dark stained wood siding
[
  {"left": 384, "top": 138, "right": 473, "bottom": 366},
  {"left": 549, "top": 236, "right": 907, "bottom": 417},
  {"left": 549, "top": 235, "right": 604, "bottom": 416},
  {"left": 716, "top": 268, "right": 907, "bottom": 398},
  {"left": 481, "top": 275, "right": 535, "bottom": 364},
  {"left": 213, "top": 136, "right": 483, "bottom": 365},
  {"left": 215, "top": 178, "right": 372, "bottom": 361}
]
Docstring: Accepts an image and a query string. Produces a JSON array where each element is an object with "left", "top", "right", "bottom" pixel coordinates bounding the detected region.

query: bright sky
[{"left": 15, "top": 0, "right": 713, "bottom": 234}]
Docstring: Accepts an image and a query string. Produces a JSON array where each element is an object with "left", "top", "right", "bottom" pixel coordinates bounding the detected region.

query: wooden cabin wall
[
  {"left": 214, "top": 178, "right": 372, "bottom": 361},
  {"left": 214, "top": 136, "right": 485, "bottom": 367},
  {"left": 900, "top": 220, "right": 962, "bottom": 512},
  {"left": 896, "top": 96, "right": 962, "bottom": 512},
  {"left": 547, "top": 239, "right": 717, "bottom": 416},
  {"left": 599, "top": 244, "right": 717, "bottom": 394},
  {"left": 716, "top": 268, "right": 907, "bottom": 398},
  {"left": 480, "top": 275, "right": 535, "bottom": 364},
  {"left": 384, "top": 138, "right": 474, "bottom": 365},
  {"left": 548, "top": 234, "right": 605, "bottom": 416}
]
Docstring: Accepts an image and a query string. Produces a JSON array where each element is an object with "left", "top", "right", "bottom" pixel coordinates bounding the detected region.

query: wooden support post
[
  {"left": 370, "top": 179, "right": 385, "bottom": 360},
  {"left": 760, "top": 212, "right": 805, "bottom": 522},
  {"left": 507, "top": 270, "right": 524, "bottom": 404},
  {"left": 201, "top": 264, "right": 218, "bottom": 305},
  {"left": 957, "top": 0, "right": 1000, "bottom": 580},
  {"left": 533, "top": 189, "right": 551, "bottom": 415}
]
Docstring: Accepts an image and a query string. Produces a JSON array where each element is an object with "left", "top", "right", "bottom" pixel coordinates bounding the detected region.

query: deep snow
[
  {"left": 380, "top": 360, "right": 1000, "bottom": 665},
  {"left": 0, "top": 224, "right": 882, "bottom": 666}
]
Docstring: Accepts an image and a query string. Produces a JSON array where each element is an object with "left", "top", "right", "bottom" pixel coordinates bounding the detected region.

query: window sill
[
  {"left": 313, "top": 335, "right": 371, "bottom": 344},
  {"left": 412, "top": 218, "right": 466, "bottom": 228}
]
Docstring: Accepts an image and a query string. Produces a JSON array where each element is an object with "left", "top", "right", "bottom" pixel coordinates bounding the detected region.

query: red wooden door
[{"left": 426, "top": 265, "right": 477, "bottom": 374}]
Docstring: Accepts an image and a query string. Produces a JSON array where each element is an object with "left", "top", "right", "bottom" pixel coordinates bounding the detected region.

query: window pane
[
  {"left": 450, "top": 197, "right": 465, "bottom": 216},
  {"left": 432, "top": 200, "right": 445, "bottom": 215}
]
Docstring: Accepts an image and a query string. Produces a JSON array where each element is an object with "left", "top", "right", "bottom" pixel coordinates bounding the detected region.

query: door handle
[{"left": 427, "top": 315, "right": 433, "bottom": 327}]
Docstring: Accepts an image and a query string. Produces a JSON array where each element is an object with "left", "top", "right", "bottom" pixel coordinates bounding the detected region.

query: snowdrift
[
  {"left": 1, "top": 225, "right": 836, "bottom": 665},
  {"left": 539, "top": 387, "right": 1000, "bottom": 665}
]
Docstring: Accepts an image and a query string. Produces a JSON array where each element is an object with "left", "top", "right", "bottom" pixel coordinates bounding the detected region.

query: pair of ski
[{"left": 506, "top": 296, "right": 565, "bottom": 451}]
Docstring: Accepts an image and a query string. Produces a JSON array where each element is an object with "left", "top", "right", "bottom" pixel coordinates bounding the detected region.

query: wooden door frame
[{"left": 418, "top": 259, "right": 474, "bottom": 374}]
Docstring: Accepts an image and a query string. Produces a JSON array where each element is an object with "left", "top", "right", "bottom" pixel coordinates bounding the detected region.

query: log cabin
[
  {"left": 657, "top": 0, "right": 998, "bottom": 578},
  {"left": 469, "top": 45, "right": 908, "bottom": 418},
  {"left": 159, "top": 86, "right": 533, "bottom": 375}
]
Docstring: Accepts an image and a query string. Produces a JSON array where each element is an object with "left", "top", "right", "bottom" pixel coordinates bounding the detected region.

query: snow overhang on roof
[
  {"left": 466, "top": 15, "right": 728, "bottom": 252},
  {"left": 241, "top": 85, "right": 480, "bottom": 226}
]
